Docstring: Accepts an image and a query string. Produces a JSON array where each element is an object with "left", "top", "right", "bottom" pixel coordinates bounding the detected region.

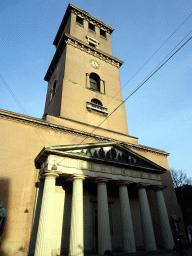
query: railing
[{"left": 86, "top": 101, "right": 108, "bottom": 116}]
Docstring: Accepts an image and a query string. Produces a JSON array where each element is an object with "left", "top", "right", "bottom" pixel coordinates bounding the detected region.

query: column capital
[
  {"left": 137, "top": 183, "right": 151, "bottom": 189},
  {"left": 95, "top": 177, "right": 110, "bottom": 184},
  {"left": 152, "top": 185, "right": 167, "bottom": 191},
  {"left": 71, "top": 174, "right": 86, "bottom": 181},
  {"left": 40, "top": 172, "right": 59, "bottom": 179},
  {"left": 117, "top": 180, "right": 133, "bottom": 186}
]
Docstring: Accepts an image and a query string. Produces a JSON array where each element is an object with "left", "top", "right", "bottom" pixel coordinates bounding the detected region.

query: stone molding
[
  {"left": 137, "top": 182, "right": 152, "bottom": 188},
  {"left": 63, "top": 78, "right": 123, "bottom": 102},
  {"left": 70, "top": 174, "right": 86, "bottom": 181},
  {"left": 45, "top": 32, "right": 123, "bottom": 81},
  {"left": 70, "top": 5, "right": 114, "bottom": 34},
  {"left": 95, "top": 177, "right": 110, "bottom": 184},
  {"left": 152, "top": 184, "right": 167, "bottom": 191},
  {"left": 39, "top": 155, "right": 163, "bottom": 186},
  {"left": 0, "top": 109, "right": 169, "bottom": 156},
  {"left": 117, "top": 180, "right": 133, "bottom": 186},
  {"left": 122, "top": 142, "right": 169, "bottom": 156},
  {"left": 86, "top": 101, "right": 108, "bottom": 116},
  {"left": 53, "top": 3, "right": 114, "bottom": 47},
  {"left": 65, "top": 33, "right": 123, "bottom": 68}
]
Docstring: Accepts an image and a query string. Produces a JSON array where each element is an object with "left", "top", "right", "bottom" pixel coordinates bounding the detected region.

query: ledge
[
  {"left": 44, "top": 33, "right": 123, "bottom": 82},
  {"left": 86, "top": 101, "right": 108, "bottom": 116},
  {"left": 0, "top": 109, "right": 169, "bottom": 156},
  {"left": 53, "top": 3, "right": 114, "bottom": 47}
]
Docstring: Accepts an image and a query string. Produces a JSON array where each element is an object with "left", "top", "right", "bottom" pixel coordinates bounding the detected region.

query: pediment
[{"left": 35, "top": 141, "right": 167, "bottom": 173}]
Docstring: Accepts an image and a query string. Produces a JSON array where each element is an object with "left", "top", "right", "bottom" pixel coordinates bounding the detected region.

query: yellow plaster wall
[
  {"left": 0, "top": 116, "right": 100, "bottom": 256},
  {"left": 0, "top": 112, "right": 184, "bottom": 255},
  {"left": 70, "top": 13, "right": 113, "bottom": 55},
  {"left": 59, "top": 44, "right": 128, "bottom": 135}
]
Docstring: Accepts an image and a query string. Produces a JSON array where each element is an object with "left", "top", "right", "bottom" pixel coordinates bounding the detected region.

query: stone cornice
[
  {"left": 70, "top": 6, "right": 114, "bottom": 34},
  {"left": 122, "top": 143, "right": 170, "bottom": 157},
  {"left": 65, "top": 33, "right": 123, "bottom": 68},
  {"left": 0, "top": 109, "right": 169, "bottom": 156},
  {"left": 53, "top": 3, "right": 114, "bottom": 47},
  {"left": 45, "top": 32, "right": 123, "bottom": 82}
]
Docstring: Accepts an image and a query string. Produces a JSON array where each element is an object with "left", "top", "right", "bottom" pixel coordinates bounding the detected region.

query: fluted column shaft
[
  {"left": 97, "top": 180, "right": 112, "bottom": 255},
  {"left": 69, "top": 176, "right": 84, "bottom": 256},
  {"left": 34, "top": 172, "right": 58, "bottom": 256},
  {"left": 138, "top": 186, "right": 157, "bottom": 251},
  {"left": 119, "top": 184, "right": 136, "bottom": 253},
  {"left": 154, "top": 187, "right": 174, "bottom": 249}
]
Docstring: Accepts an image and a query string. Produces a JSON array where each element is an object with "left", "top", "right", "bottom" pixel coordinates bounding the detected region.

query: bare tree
[{"left": 170, "top": 168, "right": 192, "bottom": 188}]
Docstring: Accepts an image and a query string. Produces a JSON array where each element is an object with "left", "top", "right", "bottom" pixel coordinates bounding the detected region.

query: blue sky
[{"left": 0, "top": 0, "right": 192, "bottom": 177}]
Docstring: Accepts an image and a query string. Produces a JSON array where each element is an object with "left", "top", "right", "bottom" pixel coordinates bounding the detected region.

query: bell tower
[{"left": 43, "top": 3, "right": 129, "bottom": 136}]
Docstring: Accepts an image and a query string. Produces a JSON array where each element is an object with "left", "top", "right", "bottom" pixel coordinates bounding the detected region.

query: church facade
[{"left": 0, "top": 4, "right": 185, "bottom": 256}]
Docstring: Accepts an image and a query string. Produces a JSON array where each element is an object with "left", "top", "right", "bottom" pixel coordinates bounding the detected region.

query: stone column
[
  {"left": 34, "top": 172, "right": 59, "bottom": 256},
  {"left": 69, "top": 175, "right": 85, "bottom": 256},
  {"left": 154, "top": 185, "right": 174, "bottom": 249},
  {"left": 138, "top": 184, "right": 157, "bottom": 251},
  {"left": 97, "top": 179, "right": 112, "bottom": 255},
  {"left": 118, "top": 182, "right": 136, "bottom": 253}
]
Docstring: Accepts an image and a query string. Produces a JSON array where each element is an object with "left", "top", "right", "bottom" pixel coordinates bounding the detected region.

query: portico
[{"left": 33, "top": 142, "right": 174, "bottom": 256}]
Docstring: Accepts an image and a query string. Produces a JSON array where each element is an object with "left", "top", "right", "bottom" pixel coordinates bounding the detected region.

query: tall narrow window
[
  {"left": 100, "top": 28, "right": 106, "bottom": 38},
  {"left": 76, "top": 16, "right": 83, "bottom": 25},
  {"left": 90, "top": 73, "right": 100, "bottom": 92},
  {"left": 89, "top": 23, "right": 95, "bottom": 32}
]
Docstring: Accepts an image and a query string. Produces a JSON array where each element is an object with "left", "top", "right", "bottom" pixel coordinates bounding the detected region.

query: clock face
[{"left": 90, "top": 59, "right": 100, "bottom": 69}]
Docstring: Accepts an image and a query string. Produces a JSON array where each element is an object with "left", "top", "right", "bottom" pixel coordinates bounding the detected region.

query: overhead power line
[
  {"left": 119, "top": 12, "right": 192, "bottom": 93},
  {"left": 86, "top": 12, "right": 192, "bottom": 128},
  {"left": 0, "top": 74, "right": 48, "bottom": 145},
  {"left": 74, "top": 34, "right": 192, "bottom": 149},
  {"left": 1, "top": 12, "right": 192, "bottom": 158},
  {"left": 0, "top": 74, "right": 27, "bottom": 115}
]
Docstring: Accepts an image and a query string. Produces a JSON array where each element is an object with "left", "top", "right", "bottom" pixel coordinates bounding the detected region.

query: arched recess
[
  {"left": 90, "top": 73, "right": 100, "bottom": 92},
  {"left": 91, "top": 98, "right": 103, "bottom": 106}
]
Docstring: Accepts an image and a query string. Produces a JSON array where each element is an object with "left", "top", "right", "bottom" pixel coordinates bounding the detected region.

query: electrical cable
[
  {"left": 56, "top": 31, "right": 192, "bottom": 166},
  {"left": 84, "top": 12, "right": 192, "bottom": 129},
  {"left": 0, "top": 74, "right": 27, "bottom": 115},
  {"left": 1, "top": 13, "right": 192, "bottom": 167},
  {"left": 70, "top": 34, "right": 192, "bottom": 150},
  {"left": 0, "top": 74, "right": 48, "bottom": 146}
]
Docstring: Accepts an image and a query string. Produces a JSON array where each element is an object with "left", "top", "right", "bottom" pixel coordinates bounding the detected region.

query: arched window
[
  {"left": 90, "top": 73, "right": 100, "bottom": 92},
  {"left": 91, "top": 98, "right": 102, "bottom": 106}
]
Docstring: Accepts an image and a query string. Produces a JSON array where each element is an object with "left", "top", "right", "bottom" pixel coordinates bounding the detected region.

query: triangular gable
[{"left": 35, "top": 141, "right": 167, "bottom": 173}]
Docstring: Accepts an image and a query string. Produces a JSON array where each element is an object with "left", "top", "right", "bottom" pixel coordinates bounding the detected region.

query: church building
[{"left": 0, "top": 3, "right": 186, "bottom": 256}]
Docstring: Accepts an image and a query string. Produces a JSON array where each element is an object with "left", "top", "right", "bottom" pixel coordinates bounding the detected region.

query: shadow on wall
[
  {"left": 28, "top": 180, "right": 44, "bottom": 256},
  {"left": 0, "top": 178, "right": 9, "bottom": 256}
]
